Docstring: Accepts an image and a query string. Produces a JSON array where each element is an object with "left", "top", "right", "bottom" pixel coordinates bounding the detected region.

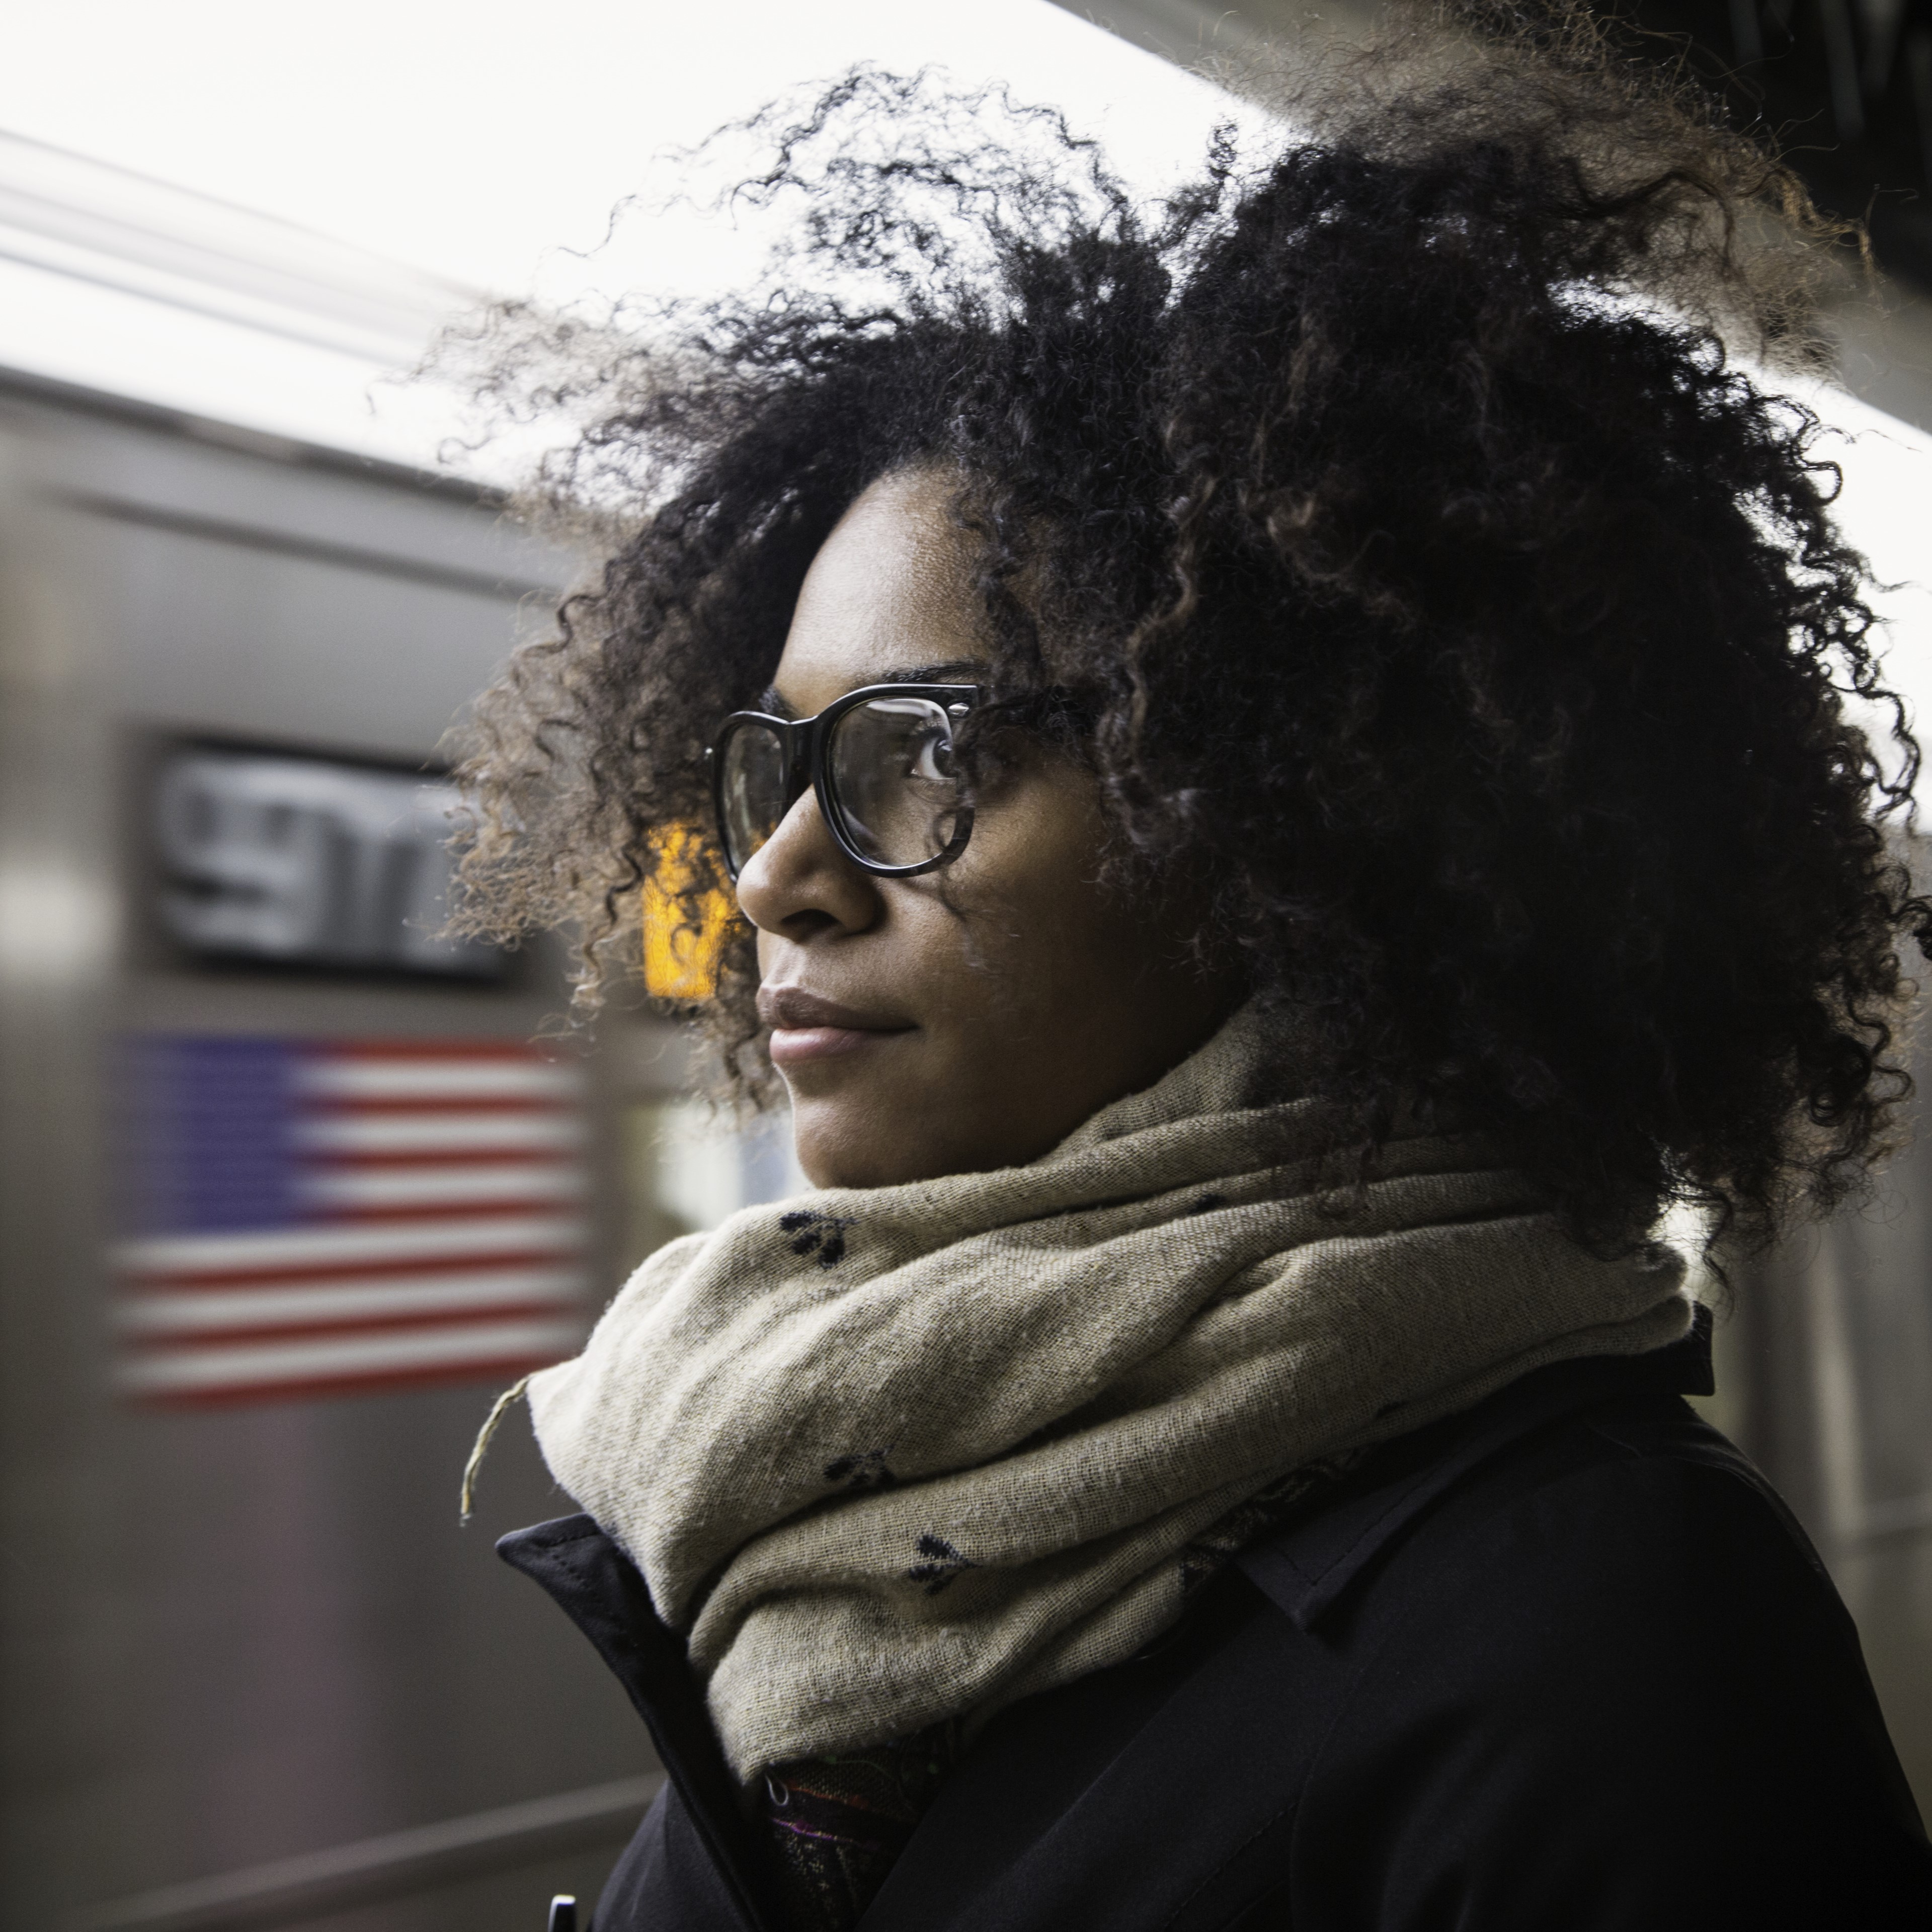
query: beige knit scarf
[{"left": 523, "top": 1006, "right": 1690, "bottom": 1784}]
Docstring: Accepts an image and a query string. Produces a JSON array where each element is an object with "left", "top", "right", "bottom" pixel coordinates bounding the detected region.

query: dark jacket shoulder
[
  {"left": 1251, "top": 1384, "right": 1926, "bottom": 1928},
  {"left": 499, "top": 1322, "right": 1932, "bottom": 1931}
]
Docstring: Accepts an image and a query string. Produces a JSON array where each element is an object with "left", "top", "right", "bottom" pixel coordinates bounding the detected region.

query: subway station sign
[{"left": 151, "top": 744, "right": 501, "bottom": 978}]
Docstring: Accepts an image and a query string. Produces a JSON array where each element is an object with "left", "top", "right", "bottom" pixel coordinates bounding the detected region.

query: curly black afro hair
[{"left": 452, "top": 3, "right": 1928, "bottom": 1247}]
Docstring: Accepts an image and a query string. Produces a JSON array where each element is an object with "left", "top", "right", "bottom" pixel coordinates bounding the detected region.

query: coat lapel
[{"left": 497, "top": 1514, "right": 777, "bottom": 1932}]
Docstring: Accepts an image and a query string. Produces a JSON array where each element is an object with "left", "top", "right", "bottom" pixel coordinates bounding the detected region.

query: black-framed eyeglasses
[{"left": 708, "top": 683, "right": 981, "bottom": 881}]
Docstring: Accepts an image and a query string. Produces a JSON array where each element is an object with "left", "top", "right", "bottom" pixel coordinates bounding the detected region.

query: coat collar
[
  {"left": 495, "top": 1512, "right": 779, "bottom": 1932},
  {"left": 1237, "top": 1307, "right": 1715, "bottom": 1631}
]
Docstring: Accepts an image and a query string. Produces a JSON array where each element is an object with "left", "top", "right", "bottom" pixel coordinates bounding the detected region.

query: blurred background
[{"left": 0, "top": 3, "right": 1929, "bottom": 1927}]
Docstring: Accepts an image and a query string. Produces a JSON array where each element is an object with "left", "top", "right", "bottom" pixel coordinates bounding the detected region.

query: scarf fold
[{"left": 526, "top": 1005, "right": 1690, "bottom": 1783}]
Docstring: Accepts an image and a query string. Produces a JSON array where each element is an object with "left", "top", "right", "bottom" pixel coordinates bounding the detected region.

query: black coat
[{"left": 500, "top": 1319, "right": 1932, "bottom": 1929}]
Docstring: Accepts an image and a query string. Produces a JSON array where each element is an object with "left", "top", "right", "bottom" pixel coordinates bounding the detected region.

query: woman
[{"left": 458, "top": 11, "right": 1932, "bottom": 1926}]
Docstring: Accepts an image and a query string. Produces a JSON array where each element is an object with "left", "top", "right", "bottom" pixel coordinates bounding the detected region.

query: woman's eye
[{"left": 907, "top": 732, "right": 955, "bottom": 782}]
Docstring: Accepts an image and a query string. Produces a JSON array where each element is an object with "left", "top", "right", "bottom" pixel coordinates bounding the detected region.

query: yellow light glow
[{"left": 640, "top": 828, "right": 733, "bottom": 1001}]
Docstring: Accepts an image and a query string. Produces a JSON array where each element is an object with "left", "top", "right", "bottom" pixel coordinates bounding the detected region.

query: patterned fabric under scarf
[
  {"left": 757, "top": 1450, "right": 1367, "bottom": 1932},
  {"left": 760, "top": 1722, "right": 961, "bottom": 1932}
]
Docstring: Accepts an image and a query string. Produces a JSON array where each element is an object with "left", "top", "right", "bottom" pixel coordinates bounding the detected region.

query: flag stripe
[
  {"left": 126, "top": 1355, "right": 568, "bottom": 1410},
  {"left": 121, "top": 1301, "right": 582, "bottom": 1349},
  {"left": 304, "top": 1164, "right": 587, "bottom": 1209},
  {"left": 115, "top": 1319, "right": 584, "bottom": 1397},
  {"left": 119, "top": 1267, "right": 585, "bottom": 1334},
  {"left": 294, "top": 1114, "right": 585, "bottom": 1154},
  {"left": 315, "top": 1039, "right": 574, "bottom": 1061},
  {"left": 317, "top": 1197, "right": 589, "bottom": 1226},
  {"left": 121, "top": 1246, "right": 587, "bottom": 1294},
  {"left": 304, "top": 1148, "right": 577, "bottom": 1171},
  {"left": 303, "top": 1095, "right": 573, "bottom": 1117},
  {"left": 116, "top": 1214, "right": 588, "bottom": 1276},
  {"left": 295, "top": 1061, "right": 582, "bottom": 1101}
]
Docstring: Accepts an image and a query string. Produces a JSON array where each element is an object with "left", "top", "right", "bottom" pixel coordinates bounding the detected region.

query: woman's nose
[{"left": 734, "top": 788, "right": 881, "bottom": 938}]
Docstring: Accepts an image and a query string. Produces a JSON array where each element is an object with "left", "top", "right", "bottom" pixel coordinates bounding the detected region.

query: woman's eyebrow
[{"left": 873, "top": 661, "right": 984, "bottom": 685}]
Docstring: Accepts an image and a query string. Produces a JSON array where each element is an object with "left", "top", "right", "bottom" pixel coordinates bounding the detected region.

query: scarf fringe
[{"left": 459, "top": 1374, "right": 533, "bottom": 1524}]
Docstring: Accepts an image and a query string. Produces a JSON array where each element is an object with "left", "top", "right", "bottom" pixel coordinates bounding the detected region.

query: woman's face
[{"left": 737, "top": 469, "right": 1235, "bottom": 1189}]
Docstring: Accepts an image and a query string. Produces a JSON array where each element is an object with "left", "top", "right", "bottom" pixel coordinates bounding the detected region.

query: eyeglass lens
[
  {"left": 718, "top": 723, "right": 788, "bottom": 874},
  {"left": 718, "top": 696, "right": 966, "bottom": 875},
  {"left": 828, "top": 696, "right": 964, "bottom": 869}
]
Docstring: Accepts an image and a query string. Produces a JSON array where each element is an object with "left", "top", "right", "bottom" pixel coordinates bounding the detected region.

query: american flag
[{"left": 113, "top": 1035, "right": 590, "bottom": 1406}]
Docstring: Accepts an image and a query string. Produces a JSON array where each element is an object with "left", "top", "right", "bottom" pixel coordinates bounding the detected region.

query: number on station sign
[{"left": 152, "top": 746, "right": 501, "bottom": 977}]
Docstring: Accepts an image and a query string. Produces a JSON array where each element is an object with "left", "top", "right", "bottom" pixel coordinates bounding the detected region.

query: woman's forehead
[{"left": 773, "top": 470, "right": 987, "bottom": 713}]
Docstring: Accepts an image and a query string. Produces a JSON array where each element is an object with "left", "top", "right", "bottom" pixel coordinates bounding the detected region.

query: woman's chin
[{"left": 789, "top": 1099, "right": 952, "bottom": 1191}]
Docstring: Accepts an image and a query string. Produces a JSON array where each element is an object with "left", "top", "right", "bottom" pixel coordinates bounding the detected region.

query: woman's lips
[
  {"left": 758, "top": 986, "right": 915, "bottom": 1068},
  {"left": 768, "top": 1025, "right": 897, "bottom": 1067}
]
